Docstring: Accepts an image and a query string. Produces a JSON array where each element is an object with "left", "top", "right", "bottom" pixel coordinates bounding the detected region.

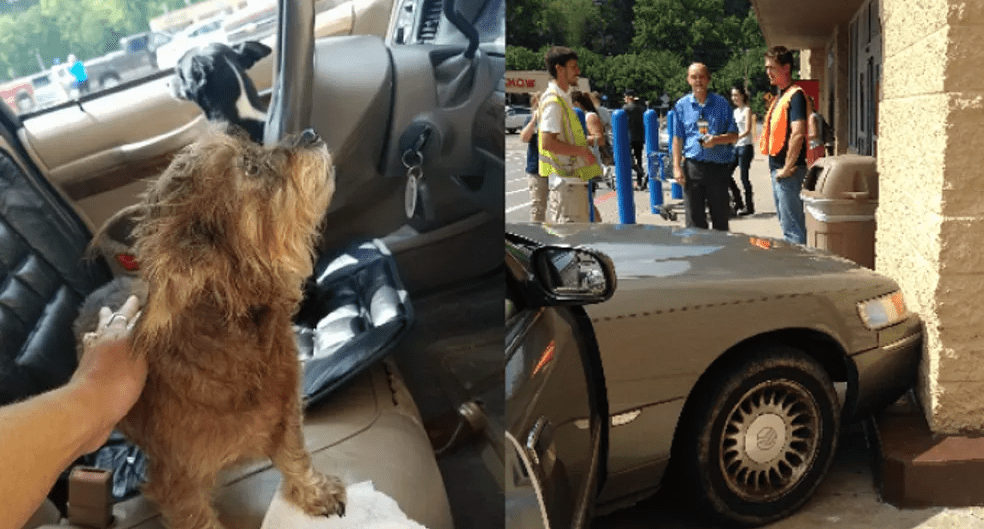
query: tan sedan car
[{"left": 507, "top": 222, "right": 921, "bottom": 527}]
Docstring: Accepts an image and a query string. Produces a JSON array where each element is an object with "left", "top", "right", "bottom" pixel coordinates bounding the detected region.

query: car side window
[{"left": 0, "top": 2, "right": 338, "bottom": 116}]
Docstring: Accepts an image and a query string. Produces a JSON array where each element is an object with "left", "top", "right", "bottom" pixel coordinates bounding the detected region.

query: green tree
[
  {"left": 632, "top": 0, "right": 737, "bottom": 71},
  {"left": 505, "top": 0, "right": 775, "bottom": 115},
  {"left": 506, "top": 0, "right": 548, "bottom": 50},
  {"left": 41, "top": 0, "right": 133, "bottom": 59},
  {"left": 0, "top": 0, "right": 41, "bottom": 16},
  {"left": 0, "top": 5, "right": 65, "bottom": 78},
  {"left": 539, "top": 0, "right": 601, "bottom": 49},
  {"left": 0, "top": 0, "right": 222, "bottom": 80},
  {"left": 506, "top": 45, "right": 543, "bottom": 71},
  {"left": 596, "top": 0, "right": 636, "bottom": 56},
  {"left": 594, "top": 50, "right": 687, "bottom": 104}
]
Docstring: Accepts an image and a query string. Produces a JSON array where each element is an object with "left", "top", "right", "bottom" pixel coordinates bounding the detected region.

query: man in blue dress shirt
[{"left": 672, "top": 63, "right": 739, "bottom": 231}]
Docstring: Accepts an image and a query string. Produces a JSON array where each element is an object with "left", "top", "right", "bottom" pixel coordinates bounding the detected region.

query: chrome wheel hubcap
[{"left": 719, "top": 379, "right": 820, "bottom": 501}]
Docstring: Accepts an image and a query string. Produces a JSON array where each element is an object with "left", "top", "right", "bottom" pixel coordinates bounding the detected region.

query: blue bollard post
[
  {"left": 611, "top": 109, "right": 635, "bottom": 224},
  {"left": 667, "top": 110, "right": 683, "bottom": 199},
  {"left": 574, "top": 108, "right": 595, "bottom": 222},
  {"left": 644, "top": 109, "right": 664, "bottom": 214}
]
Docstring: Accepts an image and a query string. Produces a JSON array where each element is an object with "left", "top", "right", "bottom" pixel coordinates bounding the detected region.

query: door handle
[{"left": 526, "top": 417, "right": 557, "bottom": 478}]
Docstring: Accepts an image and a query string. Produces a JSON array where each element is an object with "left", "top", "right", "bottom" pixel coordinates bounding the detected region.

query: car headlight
[{"left": 857, "top": 291, "right": 908, "bottom": 330}]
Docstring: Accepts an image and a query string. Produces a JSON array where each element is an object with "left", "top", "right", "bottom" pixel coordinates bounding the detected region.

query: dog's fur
[
  {"left": 172, "top": 42, "right": 271, "bottom": 142},
  {"left": 75, "top": 127, "right": 341, "bottom": 528}
]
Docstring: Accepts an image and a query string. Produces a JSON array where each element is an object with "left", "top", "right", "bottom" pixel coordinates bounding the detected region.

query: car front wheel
[{"left": 677, "top": 344, "right": 840, "bottom": 527}]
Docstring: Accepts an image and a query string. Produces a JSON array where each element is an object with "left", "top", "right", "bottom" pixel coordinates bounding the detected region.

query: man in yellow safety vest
[{"left": 537, "top": 46, "right": 601, "bottom": 223}]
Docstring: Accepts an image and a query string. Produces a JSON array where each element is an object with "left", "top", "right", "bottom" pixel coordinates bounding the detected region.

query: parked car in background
[
  {"left": 82, "top": 31, "right": 170, "bottom": 90},
  {"left": 28, "top": 72, "right": 69, "bottom": 110},
  {"left": 155, "top": 16, "right": 229, "bottom": 70},
  {"left": 0, "top": 77, "right": 35, "bottom": 112},
  {"left": 224, "top": 0, "right": 278, "bottom": 43},
  {"left": 505, "top": 105, "right": 531, "bottom": 133},
  {"left": 0, "top": 71, "right": 70, "bottom": 114},
  {"left": 506, "top": 222, "right": 922, "bottom": 527}
]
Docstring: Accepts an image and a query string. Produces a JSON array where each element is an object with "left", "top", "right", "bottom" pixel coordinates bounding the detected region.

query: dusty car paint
[{"left": 506, "top": 222, "right": 922, "bottom": 510}]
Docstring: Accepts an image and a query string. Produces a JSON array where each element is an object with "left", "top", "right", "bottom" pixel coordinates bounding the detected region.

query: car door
[{"left": 505, "top": 242, "right": 612, "bottom": 528}]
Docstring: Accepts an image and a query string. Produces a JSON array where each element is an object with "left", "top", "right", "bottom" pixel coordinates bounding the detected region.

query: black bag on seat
[{"left": 295, "top": 238, "right": 414, "bottom": 407}]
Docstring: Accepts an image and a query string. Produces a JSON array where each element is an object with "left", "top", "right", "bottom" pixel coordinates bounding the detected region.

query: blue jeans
[{"left": 771, "top": 166, "right": 807, "bottom": 244}]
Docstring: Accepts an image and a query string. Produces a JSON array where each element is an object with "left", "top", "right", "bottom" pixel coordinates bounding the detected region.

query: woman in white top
[
  {"left": 572, "top": 91, "right": 606, "bottom": 222},
  {"left": 730, "top": 86, "right": 755, "bottom": 215}
]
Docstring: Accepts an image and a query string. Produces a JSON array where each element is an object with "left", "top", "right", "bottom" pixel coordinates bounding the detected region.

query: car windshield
[{"left": 0, "top": 0, "right": 349, "bottom": 116}]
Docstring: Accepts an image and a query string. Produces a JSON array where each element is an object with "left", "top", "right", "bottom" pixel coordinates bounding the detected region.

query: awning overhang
[{"left": 751, "top": 0, "right": 865, "bottom": 49}]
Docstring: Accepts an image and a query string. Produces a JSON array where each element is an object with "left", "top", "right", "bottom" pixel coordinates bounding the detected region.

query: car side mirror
[{"left": 530, "top": 246, "right": 617, "bottom": 305}]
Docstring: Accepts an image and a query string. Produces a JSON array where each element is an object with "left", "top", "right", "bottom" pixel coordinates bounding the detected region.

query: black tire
[
  {"left": 15, "top": 91, "right": 33, "bottom": 113},
  {"left": 100, "top": 74, "right": 121, "bottom": 89},
  {"left": 676, "top": 344, "right": 840, "bottom": 527}
]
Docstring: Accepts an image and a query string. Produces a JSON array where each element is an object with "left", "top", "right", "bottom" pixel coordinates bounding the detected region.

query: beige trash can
[{"left": 800, "top": 155, "right": 878, "bottom": 269}]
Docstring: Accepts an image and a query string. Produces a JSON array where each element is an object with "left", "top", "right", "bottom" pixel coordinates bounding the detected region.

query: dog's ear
[
  {"left": 172, "top": 52, "right": 210, "bottom": 101},
  {"left": 232, "top": 41, "right": 272, "bottom": 70}
]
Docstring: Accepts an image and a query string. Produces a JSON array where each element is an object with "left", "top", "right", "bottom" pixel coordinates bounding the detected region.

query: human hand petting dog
[
  {"left": 0, "top": 295, "right": 143, "bottom": 529},
  {"left": 72, "top": 294, "right": 145, "bottom": 454}
]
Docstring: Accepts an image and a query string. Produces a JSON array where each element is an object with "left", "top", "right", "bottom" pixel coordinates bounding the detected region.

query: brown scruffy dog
[{"left": 76, "top": 127, "right": 344, "bottom": 528}]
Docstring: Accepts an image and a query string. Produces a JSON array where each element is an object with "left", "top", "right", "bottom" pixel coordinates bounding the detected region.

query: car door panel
[
  {"left": 507, "top": 306, "right": 600, "bottom": 528},
  {"left": 16, "top": 75, "right": 206, "bottom": 229},
  {"left": 594, "top": 398, "right": 683, "bottom": 506},
  {"left": 20, "top": 75, "right": 200, "bottom": 170}
]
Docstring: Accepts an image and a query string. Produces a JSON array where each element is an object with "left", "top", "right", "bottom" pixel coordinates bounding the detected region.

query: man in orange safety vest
[{"left": 761, "top": 46, "right": 811, "bottom": 244}]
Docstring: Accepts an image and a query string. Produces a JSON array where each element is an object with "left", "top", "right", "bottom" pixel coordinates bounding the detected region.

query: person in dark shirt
[
  {"left": 761, "top": 46, "right": 809, "bottom": 244},
  {"left": 520, "top": 92, "right": 547, "bottom": 222},
  {"left": 623, "top": 90, "right": 647, "bottom": 190}
]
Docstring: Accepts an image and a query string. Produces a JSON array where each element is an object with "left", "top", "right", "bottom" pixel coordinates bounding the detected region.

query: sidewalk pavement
[{"left": 592, "top": 153, "right": 786, "bottom": 240}]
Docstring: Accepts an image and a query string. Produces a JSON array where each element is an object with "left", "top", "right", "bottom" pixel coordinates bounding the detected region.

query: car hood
[{"left": 507, "top": 222, "right": 890, "bottom": 287}]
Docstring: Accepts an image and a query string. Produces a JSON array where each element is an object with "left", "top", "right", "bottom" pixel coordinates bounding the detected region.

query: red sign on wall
[{"left": 506, "top": 78, "right": 536, "bottom": 89}]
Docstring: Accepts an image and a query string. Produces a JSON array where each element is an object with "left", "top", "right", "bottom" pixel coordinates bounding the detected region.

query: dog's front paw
[{"left": 285, "top": 471, "right": 346, "bottom": 518}]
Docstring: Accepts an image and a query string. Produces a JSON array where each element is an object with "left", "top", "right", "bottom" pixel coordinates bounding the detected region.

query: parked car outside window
[{"left": 505, "top": 105, "right": 531, "bottom": 134}]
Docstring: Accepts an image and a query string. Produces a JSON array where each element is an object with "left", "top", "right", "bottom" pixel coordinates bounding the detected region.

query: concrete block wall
[{"left": 877, "top": 0, "right": 984, "bottom": 433}]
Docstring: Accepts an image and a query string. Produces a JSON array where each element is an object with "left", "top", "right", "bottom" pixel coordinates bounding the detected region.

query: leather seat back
[{"left": 0, "top": 148, "right": 112, "bottom": 405}]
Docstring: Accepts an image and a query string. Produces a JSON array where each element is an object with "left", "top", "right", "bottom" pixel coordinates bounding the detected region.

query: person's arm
[
  {"left": 542, "top": 132, "right": 596, "bottom": 165},
  {"left": 809, "top": 114, "right": 821, "bottom": 143},
  {"left": 1, "top": 297, "right": 144, "bottom": 529},
  {"left": 704, "top": 132, "right": 738, "bottom": 147},
  {"left": 779, "top": 92, "right": 808, "bottom": 178},
  {"left": 586, "top": 113, "right": 605, "bottom": 147},
  {"left": 706, "top": 100, "right": 740, "bottom": 146},
  {"left": 519, "top": 113, "right": 537, "bottom": 143},
  {"left": 780, "top": 119, "right": 807, "bottom": 177}
]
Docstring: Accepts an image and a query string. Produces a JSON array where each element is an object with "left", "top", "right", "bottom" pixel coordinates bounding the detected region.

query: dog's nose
[{"left": 297, "top": 128, "right": 322, "bottom": 148}]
